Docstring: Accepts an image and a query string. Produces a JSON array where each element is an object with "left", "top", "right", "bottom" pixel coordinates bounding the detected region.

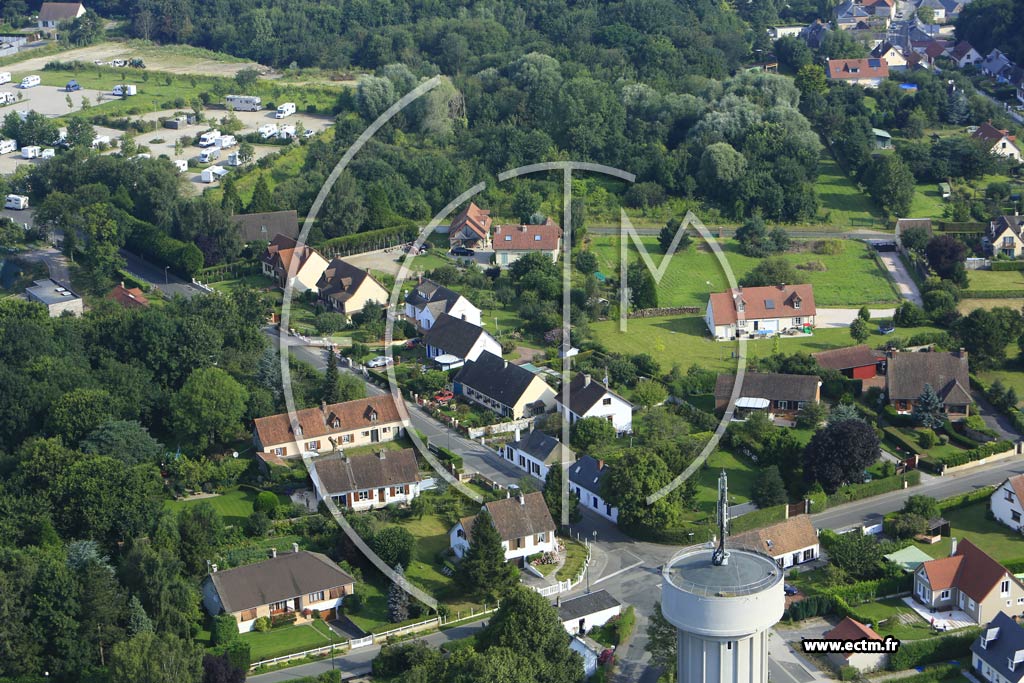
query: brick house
[
  {"left": 914, "top": 538, "right": 1024, "bottom": 625},
  {"left": 813, "top": 345, "right": 884, "bottom": 380}
]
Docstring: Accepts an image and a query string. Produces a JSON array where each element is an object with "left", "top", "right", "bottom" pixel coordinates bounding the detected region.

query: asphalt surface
[
  {"left": 876, "top": 251, "right": 922, "bottom": 306},
  {"left": 119, "top": 248, "right": 207, "bottom": 299},
  {"left": 17, "top": 244, "right": 70, "bottom": 284}
]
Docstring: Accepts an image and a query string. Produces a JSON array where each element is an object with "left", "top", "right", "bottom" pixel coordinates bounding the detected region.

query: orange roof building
[
  {"left": 493, "top": 219, "right": 562, "bottom": 268},
  {"left": 107, "top": 281, "right": 150, "bottom": 309},
  {"left": 253, "top": 396, "right": 406, "bottom": 459},
  {"left": 705, "top": 284, "right": 816, "bottom": 340},
  {"left": 913, "top": 538, "right": 1024, "bottom": 625},
  {"left": 449, "top": 202, "right": 492, "bottom": 248}
]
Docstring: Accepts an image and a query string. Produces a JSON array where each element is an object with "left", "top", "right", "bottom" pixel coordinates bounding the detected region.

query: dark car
[
  {"left": 784, "top": 584, "right": 799, "bottom": 596},
  {"left": 65, "top": 80, "right": 81, "bottom": 92},
  {"left": 451, "top": 246, "right": 475, "bottom": 257}
]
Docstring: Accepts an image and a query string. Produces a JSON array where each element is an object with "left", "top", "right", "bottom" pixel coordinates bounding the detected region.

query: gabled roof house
[
  {"left": 706, "top": 284, "right": 816, "bottom": 340},
  {"left": 714, "top": 372, "right": 821, "bottom": 419},
  {"left": 422, "top": 313, "right": 501, "bottom": 368},
  {"left": 971, "top": 612, "right": 1024, "bottom": 683},
  {"left": 991, "top": 215, "right": 1024, "bottom": 259},
  {"left": 913, "top": 538, "right": 1024, "bottom": 624},
  {"left": 731, "top": 515, "right": 820, "bottom": 569},
  {"left": 315, "top": 258, "right": 389, "bottom": 316},
  {"left": 972, "top": 123, "right": 1023, "bottom": 163},
  {"left": 826, "top": 58, "right": 890, "bottom": 87},
  {"left": 886, "top": 349, "right": 971, "bottom": 420},
  {"left": 232, "top": 210, "right": 300, "bottom": 243},
  {"left": 494, "top": 219, "right": 563, "bottom": 268},
  {"left": 453, "top": 351, "right": 557, "bottom": 419},
  {"left": 450, "top": 491, "right": 557, "bottom": 563},
  {"left": 569, "top": 455, "right": 618, "bottom": 523},
  {"left": 309, "top": 448, "right": 421, "bottom": 511},
  {"left": 260, "top": 234, "right": 329, "bottom": 293},
  {"left": 555, "top": 372, "right": 633, "bottom": 435},
  {"left": 404, "top": 278, "right": 482, "bottom": 331},
  {"left": 253, "top": 396, "right": 405, "bottom": 459},
  {"left": 448, "top": 202, "right": 492, "bottom": 248}
]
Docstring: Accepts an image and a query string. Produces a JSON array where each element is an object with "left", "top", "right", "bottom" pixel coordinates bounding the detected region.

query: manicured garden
[
  {"left": 241, "top": 619, "right": 340, "bottom": 661},
  {"left": 966, "top": 269, "right": 1024, "bottom": 293},
  {"left": 910, "top": 500, "right": 1024, "bottom": 564},
  {"left": 163, "top": 486, "right": 291, "bottom": 526},
  {"left": 556, "top": 538, "right": 589, "bottom": 582},
  {"left": 852, "top": 598, "right": 934, "bottom": 641},
  {"left": 694, "top": 449, "right": 756, "bottom": 513}
]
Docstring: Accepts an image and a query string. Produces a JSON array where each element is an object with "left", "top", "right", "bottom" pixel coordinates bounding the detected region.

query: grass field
[
  {"left": 588, "top": 236, "right": 899, "bottom": 308},
  {"left": 590, "top": 315, "right": 943, "bottom": 374},
  {"left": 557, "top": 538, "right": 589, "bottom": 582},
  {"left": 383, "top": 515, "right": 453, "bottom": 597},
  {"left": 909, "top": 182, "right": 947, "bottom": 218},
  {"left": 695, "top": 449, "right": 757, "bottom": 512},
  {"left": 967, "top": 269, "right": 1024, "bottom": 292},
  {"left": 911, "top": 500, "right": 1024, "bottom": 563},
  {"left": 241, "top": 619, "right": 339, "bottom": 661},
  {"left": 815, "top": 154, "right": 883, "bottom": 229},
  {"left": 163, "top": 487, "right": 289, "bottom": 526},
  {"left": 852, "top": 598, "right": 934, "bottom": 641}
]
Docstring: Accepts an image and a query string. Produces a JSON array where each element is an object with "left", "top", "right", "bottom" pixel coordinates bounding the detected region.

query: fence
[
  {"left": 466, "top": 417, "right": 536, "bottom": 439},
  {"left": 530, "top": 532, "right": 593, "bottom": 597}
]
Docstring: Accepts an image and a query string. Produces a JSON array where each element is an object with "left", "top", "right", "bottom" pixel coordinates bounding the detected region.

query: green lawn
[
  {"left": 589, "top": 236, "right": 899, "bottom": 308},
  {"left": 966, "top": 269, "right": 1024, "bottom": 293},
  {"left": 852, "top": 598, "right": 934, "bottom": 641},
  {"left": 241, "top": 619, "right": 340, "bottom": 661},
  {"left": 815, "top": 154, "right": 883, "bottom": 229},
  {"left": 909, "top": 182, "right": 948, "bottom": 219},
  {"left": 590, "top": 315, "right": 943, "bottom": 375},
  {"left": 557, "top": 538, "right": 589, "bottom": 582},
  {"left": 911, "top": 501, "right": 1024, "bottom": 563},
  {"left": 164, "top": 487, "right": 289, "bottom": 526},
  {"left": 695, "top": 449, "right": 757, "bottom": 513},
  {"left": 382, "top": 515, "right": 454, "bottom": 598}
]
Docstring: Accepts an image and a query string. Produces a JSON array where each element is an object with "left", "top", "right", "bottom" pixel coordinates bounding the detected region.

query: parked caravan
[
  {"left": 40, "top": 148, "right": 55, "bottom": 158},
  {"left": 226, "top": 151, "right": 241, "bottom": 166},
  {"left": 0, "top": 93, "right": 15, "bottom": 105},
  {"left": 214, "top": 135, "right": 236, "bottom": 149},
  {"left": 200, "top": 166, "right": 229, "bottom": 183},
  {"left": 91, "top": 135, "right": 111, "bottom": 148},
  {"left": 0, "top": 72, "right": 10, "bottom": 85},
  {"left": 113, "top": 84, "right": 137, "bottom": 96},
  {"left": 133, "top": 153, "right": 151, "bottom": 160},
  {"left": 275, "top": 102, "right": 296, "bottom": 119},
  {"left": 173, "top": 159, "right": 188, "bottom": 173},
  {"left": 0, "top": 139, "right": 16, "bottom": 154},
  {"left": 258, "top": 124, "right": 277, "bottom": 139},
  {"left": 4, "top": 194, "right": 29, "bottom": 210},
  {"left": 225, "top": 95, "right": 261, "bottom": 111},
  {"left": 20, "top": 146, "right": 40, "bottom": 159},
  {"left": 277, "top": 124, "right": 296, "bottom": 139},
  {"left": 198, "top": 147, "right": 221, "bottom": 163},
  {"left": 19, "top": 75, "right": 40, "bottom": 89},
  {"left": 198, "top": 129, "right": 221, "bottom": 147}
]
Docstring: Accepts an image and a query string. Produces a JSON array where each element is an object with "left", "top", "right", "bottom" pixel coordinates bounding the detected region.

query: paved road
[
  {"left": 18, "top": 245, "right": 70, "bottom": 284},
  {"left": 815, "top": 307, "right": 897, "bottom": 328},
  {"left": 120, "top": 249, "right": 207, "bottom": 299},
  {"left": 876, "top": 252, "right": 922, "bottom": 306},
  {"left": 248, "top": 622, "right": 487, "bottom": 683}
]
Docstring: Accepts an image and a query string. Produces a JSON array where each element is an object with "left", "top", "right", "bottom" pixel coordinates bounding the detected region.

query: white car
[{"left": 367, "top": 356, "right": 393, "bottom": 368}]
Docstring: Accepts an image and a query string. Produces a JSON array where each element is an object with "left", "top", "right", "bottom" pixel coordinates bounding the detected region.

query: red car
[{"left": 434, "top": 390, "right": 454, "bottom": 403}]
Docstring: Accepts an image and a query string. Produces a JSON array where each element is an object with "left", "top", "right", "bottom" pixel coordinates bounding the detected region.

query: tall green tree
[
  {"left": 627, "top": 260, "right": 658, "bottom": 309},
  {"left": 387, "top": 564, "right": 410, "bottom": 623},
  {"left": 322, "top": 348, "right": 339, "bottom": 404},
  {"left": 457, "top": 509, "right": 519, "bottom": 602},
  {"left": 542, "top": 464, "right": 580, "bottom": 526},
  {"left": 246, "top": 175, "right": 275, "bottom": 213},
  {"left": 802, "top": 419, "right": 880, "bottom": 493},
  {"left": 170, "top": 367, "right": 249, "bottom": 452},
  {"left": 849, "top": 317, "right": 870, "bottom": 344},
  {"left": 752, "top": 465, "right": 788, "bottom": 508},
  {"left": 912, "top": 383, "right": 946, "bottom": 429},
  {"left": 176, "top": 502, "right": 224, "bottom": 575},
  {"left": 601, "top": 449, "right": 682, "bottom": 530},
  {"left": 109, "top": 631, "right": 202, "bottom": 683}
]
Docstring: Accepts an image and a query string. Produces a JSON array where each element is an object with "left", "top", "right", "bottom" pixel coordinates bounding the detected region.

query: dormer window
[
  {"left": 793, "top": 298, "right": 801, "bottom": 310},
  {"left": 369, "top": 410, "right": 378, "bottom": 422}
]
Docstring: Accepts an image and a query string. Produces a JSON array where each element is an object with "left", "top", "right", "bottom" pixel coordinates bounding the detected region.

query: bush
[
  {"left": 826, "top": 471, "right": 920, "bottom": 507},
  {"left": 211, "top": 614, "right": 239, "bottom": 646},
  {"left": 253, "top": 616, "right": 271, "bottom": 632},
  {"left": 125, "top": 220, "right": 204, "bottom": 277},
  {"left": 934, "top": 440, "right": 1014, "bottom": 468},
  {"left": 839, "top": 665, "right": 858, "bottom": 681},
  {"left": 213, "top": 640, "right": 251, "bottom": 672},
  {"left": 271, "top": 612, "right": 297, "bottom": 628},
  {"left": 991, "top": 261, "right": 1024, "bottom": 271},
  {"left": 253, "top": 491, "right": 279, "bottom": 517},
  {"left": 888, "top": 627, "right": 982, "bottom": 671},
  {"left": 918, "top": 429, "right": 937, "bottom": 448},
  {"left": 344, "top": 593, "right": 363, "bottom": 614},
  {"left": 785, "top": 594, "right": 837, "bottom": 620}
]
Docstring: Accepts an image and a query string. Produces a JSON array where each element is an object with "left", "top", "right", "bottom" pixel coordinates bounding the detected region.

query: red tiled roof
[
  {"left": 973, "top": 122, "right": 1016, "bottom": 144},
  {"left": 827, "top": 58, "right": 890, "bottom": 80},
  {"left": 1008, "top": 475, "right": 1024, "bottom": 506},
  {"left": 923, "top": 42, "right": 948, "bottom": 59},
  {"left": 261, "top": 234, "right": 322, "bottom": 277},
  {"left": 450, "top": 202, "right": 492, "bottom": 241},
  {"left": 951, "top": 41, "right": 976, "bottom": 61},
  {"left": 493, "top": 220, "right": 562, "bottom": 252},
  {"left": 708, "top": 284, "right": 816, "bottom": 326},
  {"left": 824, "top": 618, "right": 883, "bottom": 659},
  {"left": 920, "top": 538, "right": 1018, "bottom": 602},
  {"left": 254, "top": 396, "right": 404, "bottom": 450},
  {"left": 107, "top": 282, "right": 149, "bottom": 309},
  {"left": 813, "top": 345, "right": 881, "bottom": 371}
]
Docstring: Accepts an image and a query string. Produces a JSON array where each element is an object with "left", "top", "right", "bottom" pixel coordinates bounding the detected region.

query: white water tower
[{"left": 660, "top": 472, "right": 784, "bottom": 683}]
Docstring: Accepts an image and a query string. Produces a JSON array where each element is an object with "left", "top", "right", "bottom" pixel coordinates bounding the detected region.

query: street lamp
[{"left": 164, "top": 265, "right": 169, "bottom": 284}]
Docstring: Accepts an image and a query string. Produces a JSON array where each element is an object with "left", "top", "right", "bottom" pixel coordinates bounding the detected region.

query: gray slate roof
[
  {"left": 312, "top": 448, "right": 420, "bottom": 495},
  {"left": 569, "top": 455, "right": 609, "bottom": 495},
  {"left": 231, "top": 210, "right": 300, "bottom": 243},
  {"left": 461, "top": 491, "right": 556, "bottom": 543},
  {"left": 556, "top": 373, "right": 630, "bottom": 416},
  {"left": 406, "top": 279, "right": 462, "bottom": 314},
  {"left": 557, "top": 590, "right": 621, "bottom": 622},
  {"left": 422, "top": 313, "right": 492, "bottom": 359},
  {"left": 316, "top": 258, "right": 385, "bottom": 308},
  {"left": 887, "top": 351, "right": 971, "bottom": 404},
  {"left": 714, "top": 372, "right": 821, "bottom": 404},
  {"left": 510, "top": 429, "right": 562, "bottom": 464},
  {"left": 454, "top": 351, "right": 542, "bottom": 408},
  {"left": 971, "top": 612, "right": 1024, "bottom": 683},
  {"left": 206, "top": 551, "right": 354, "bottom": 613}
]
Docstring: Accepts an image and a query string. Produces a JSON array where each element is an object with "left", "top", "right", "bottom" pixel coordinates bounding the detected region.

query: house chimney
[
  {"left": 120, "top": 281, "right": 125, "bottom": 288},
  {"left": 518, "top": 493, "right": 525, "bottom": 506},
  {"left": 503, "top": 359, "right": 508, "bottom": 369},
  {"left": 597, "top": 459, "right": 605, "bottom": 471},
  {"left": 519, "top": 225, "right": 527, "bottom": 232},
  {"left": 514, "top": 427, "right": 521, "bottom": 442},
  {"left": 270, "top": 547, "right": 277, "bottom": 559},
  {"left": 292, "top": 542, "right": 300, "bottom": 553},
  {"left": 950, "top": 537, "right": 958, "bottom": 557},
  {"left": 211, "top": 563, "right": 218, "bottom": 573},
  {"left": 321, "top": 400, "right": 327, "bottom": 414},
  {"left": 957, "top": 347, "right": 967, "bottom": 359},
  {"left": 583, "top": 374, "right": 591, "bottom": 388}
]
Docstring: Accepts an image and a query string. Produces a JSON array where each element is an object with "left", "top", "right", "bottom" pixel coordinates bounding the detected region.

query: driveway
[
  {"left": 18, "top": 245, "right": 70, "bottom": 284},
  {"left": 972, "top": 392, "right": 1021, "bottom": 441},
  {"left": 876, "top": 251, "right": 923, "bottom": 306},
  {"left": 814, "top": 307, "right": 897, "bottom": 328},
  {"left": 119, "top": 249, "right": 208, "bottom": 299}
]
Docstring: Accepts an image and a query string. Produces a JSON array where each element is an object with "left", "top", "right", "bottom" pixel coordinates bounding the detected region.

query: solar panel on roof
[
  {"left": 868, "top": 58, "right": 881, "bottom": 67},
  {"left": 764, "top": 300, "right": 775, "bottom": 309}
]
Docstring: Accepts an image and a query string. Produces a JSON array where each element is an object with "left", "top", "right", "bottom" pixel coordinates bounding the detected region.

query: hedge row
[
  {"left": 785, "top": 594, "right": 836, "bottom": 621},
  {"left": 826, "top": 471, "right": 920, "bottom": 507},
  {"left": 961, "top": 289, "right": 1024, "bottom": 299},
  {"left": 934, "top": 439, "right": 1014, "bottom": 467},
  {"left": 125, "top": 221, "right": 204, "bottom": 278},
  {"left": 827, "top": 574, "right": 913, "bottom": 605},
  {"left": 889, "top": 664, "right": 965, "bottom": 683},
  {"left": 991, "top": 260, "right": 1024, "bottom": 271},
  {"left": 888, "top": 627, "right": 982, "bottom": 671},
  {"left": 882, "top": 426, "right": 925, "bottom": 457},
  {"left": 730, "top": 504, "right": 787, "bottom": 534},
  {"left": 942, "top": 422, "right": 981, "bottom": 449},
  {"left": 936, "top": 486, "right": 997, "bottom": 513},
  {"left": 322, "top": 224, "right": 419, "bottom": 255},
  {"left": 620, "top": 522, "right": 714, "bottom": 545}
]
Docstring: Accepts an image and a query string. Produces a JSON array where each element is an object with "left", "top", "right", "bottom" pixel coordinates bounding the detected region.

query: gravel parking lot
[
  {"left": 0, "top": 123, "right": 123, "bottom": 175},
  {"left": 0, "top": 80, "right": 110, "bottom": 118}
]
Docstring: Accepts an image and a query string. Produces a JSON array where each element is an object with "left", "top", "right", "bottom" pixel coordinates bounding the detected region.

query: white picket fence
[{"left": 530, "top": 534, "right": 593, "bottom": 597}]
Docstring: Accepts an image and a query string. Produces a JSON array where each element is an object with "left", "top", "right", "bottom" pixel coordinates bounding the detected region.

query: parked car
[
  {"left": 451, "top": 246, "right": 475, "bottom": 256},
  {"left": 402, "top": 337, "right": 421, "bottom": 349},
  {"left": 367, "top": 356, "right": 393, "bottom": 368},
  {"left": 784, "top": 584, "right": 799, "bottom": 596},
  {"left": 64, "top": 80, "right": 81, "bottom": 92},
  {"left": 433, "top": 390, "right": 454, "bottom": 403}
]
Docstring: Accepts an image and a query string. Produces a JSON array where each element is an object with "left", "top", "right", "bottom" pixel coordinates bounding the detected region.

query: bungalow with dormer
[
  {"left": 706, "top": 284, "right": 816, "bottom": 340},
  {"left": 453, "top": 351, "right": 557, "bottom": 419},
  {"left": 502, "top": 428, "right": 570, "bottom": 481},
  {"left": 555, "top": 372, "right": 633, "bottom": 434},
  {"left": 404, "top": 278, "right": 482, "bottom": 331},
  {"left": 871, "top": 42, "right": 907, "bottom": 69},
  {"left": 973, "top": 123, "right": 1023, "bottom": 163},
  {"left": 990, "top": 216, "right": 1024, "bottom": 258},
  {"left": 448, "top": 202, "right": 492, "bottom": 249},
  {"left": 309, "top": 448, "right": 421, "bottom": 511},
  {"left": 252, "top": 395, "right": 405, "bottom": 459},
  {"left": 714, "top": 372, "right": 821, "bottom": 420},
  {"left": 260, "top": 234, "right": 329, "bottom": 293},
  {"left": 886, "top": 348, "right": 971, "bottom": 420},
  {"left": 971, "top": 612, "right": 1024, "bottom": 683},
  {"left": 493, "top": 219, "right": 562, "bottom": 268},
  {"left": 914, "top": 538, "right": 1024, "bottom": 624},
  {"left": 826, "top": 57, "right": 890, "bottom": 87},
  {"left": 316, "top": 258, "right": 389, "bottom": 317},
  {"left": 423, "top": 313, "right": 501, "bottom": 367},
  {"left": 450, "top": 491, "right": 557, "bottom": 563}
]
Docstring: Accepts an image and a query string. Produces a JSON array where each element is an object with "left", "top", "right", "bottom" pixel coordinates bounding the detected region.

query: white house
[
  {"left": 557, "top": 590, "right": 622, "bottom": 636},
  {"left": 950, "top": 41, "right": 982, "bottom": 68},
  {"left": 454, "top": 351, "right": 557, "bottom": 420},
  {"left": 823, "top": 618, "right": 889, "bottom": 672},
  {"left": 569, "top": 455, "right": 619, "bottom": 523},
  {"left": 260, "top": 234, "right": 330, "bottom": 293},
  {"left": 972, "top": 123, "right": 1023, "bottom": 163},
  {"left": 971, "top": 612, "right": 1024, "bottom": 683},
  {"left": 404, "top": 278, "right": 481, "bottom": 331},
  {"left": 201, "top": 548, "right": 355, "bottom": 632},
  {"left": 555, "top": 373, "right": 633, "bottom": 434},
  {"left": 449, "top": 491, "right": 557, "bottom": 564},
  {"left": 253, "top": 396, "right": 405, "bottom": 459},
  {"left": 992, "top": 475, "right": 1024, "bottom": 531},
  {"left": 502, "top": 428, "right": 568, "bottom": 481},
  {"left": 309, "top": 448, "right": 421, "bottom": 511},
  {"left": 38, "top": 2, "right": 85, "bottom": 29},
  {"left": 423, "top": 313, "right": 501, "bottom": 366},
  {"left": 706, "top": 284, "right": 816, "bottom": 340},
  {"left": 730, "top": 515, "right": 820, "bottom": 569}
]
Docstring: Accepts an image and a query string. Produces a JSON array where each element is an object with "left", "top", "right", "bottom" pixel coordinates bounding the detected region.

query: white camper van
[
  {"left": 198, "top": 129, "right": 221, "bottom": 147},
  {"left": 225, "top": 95, "right": 261, "bottom": 111},
  {"left": 258, "top": 124, "right": 278, "bottom": 139},
  {"left": 277, "top": 124, "right": 296, "bottom": 139},
  {"left": 113, "top": 84, "right": 137, "bottom": 96},
  {"left": 19, "top": 75, "right": 40, "bottom": 89},
  {"left": 91, "top": 135, "right": 111, "bottom": 149},
  {"left": 200, "top": 166, "right": 229, "bottom": 183},
  {"left": 0, "top": 139, "right": 16, "bottom": 154},
  {"left": 226, "top": 151, "right": 241, "bottom": 167},
  {"left": 41, "top": 148, "right": 55, "bottom": 159},
  {"left": 173, "top": 159, "right": 188, "bottom": 173},
  {"left": 4, "top": 194, "right": 29, "bottom": 210},
  {"left": 0, "top": 93, "right": 15, "bottom": 106},
  {"left": 20, "top": 146, "right": 40, "bottom": 159},
  {"left": 198, "top": 147, "right": 221, "bottom": 163},
  {"left": 275, "top": 102, "right": 296, "bottom": 119},
  {"left": 0, "top": 72, "right": 10, "bottom": 85},
  {"left": 214, "top": 135, "right": 236, "bottom": 149}
]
